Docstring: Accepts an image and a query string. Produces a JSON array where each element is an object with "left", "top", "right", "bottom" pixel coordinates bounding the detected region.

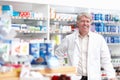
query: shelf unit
[
  {"left": 89, "top": 9, "right": 120, "bottom": 78},
  {"left": 89, "top": 8, "right": 120, "bottom": 56},
  {"left": 0, "top": 1, "right": 50, "bottom": 40}
]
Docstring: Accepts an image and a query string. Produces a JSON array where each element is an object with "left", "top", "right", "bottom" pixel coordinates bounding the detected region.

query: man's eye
[{"left": 80, "top": 21, "right": 84, "bottom": 22}]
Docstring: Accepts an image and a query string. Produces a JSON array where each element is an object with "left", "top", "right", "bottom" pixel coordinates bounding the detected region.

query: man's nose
[{"left": 83, "top": 22, "right": 88, "bottom": 25}]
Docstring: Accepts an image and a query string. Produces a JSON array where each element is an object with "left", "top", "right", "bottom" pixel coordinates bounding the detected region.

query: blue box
[{"left": 29, "top": 42, "right": 53, "bottom": 65}]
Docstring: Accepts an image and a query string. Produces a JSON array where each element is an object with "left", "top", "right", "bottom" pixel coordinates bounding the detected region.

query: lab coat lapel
[
  {"left": 75, "top": 36, "right": 81, "bottom": 52},
  {"left": 70, "top": 34, "right": 81, "bottom": 66},
  {"left": 87, "top": 32, "right": 97, "bottom": 80},
  {"left": 87, "top": 32, "right": 93, "bottom": 80}
]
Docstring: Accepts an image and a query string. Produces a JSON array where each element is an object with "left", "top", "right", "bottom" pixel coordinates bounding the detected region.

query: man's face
[{"left": 77, "top": 16, "right": 92, "bottom": 35}]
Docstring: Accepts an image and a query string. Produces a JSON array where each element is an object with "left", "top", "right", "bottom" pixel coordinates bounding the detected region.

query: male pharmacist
[{"left": 55, "top": 12, "right": 117, "bottom": 80}]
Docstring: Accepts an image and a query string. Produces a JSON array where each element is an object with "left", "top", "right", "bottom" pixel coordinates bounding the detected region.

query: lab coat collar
[{"left": 75, "top": 30, "right": 92, "bottom": 39}]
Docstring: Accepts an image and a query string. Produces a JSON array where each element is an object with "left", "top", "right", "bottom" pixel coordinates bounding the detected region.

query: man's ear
[{"left": 76, "top": 21, "right": 79, "bottom": 27}]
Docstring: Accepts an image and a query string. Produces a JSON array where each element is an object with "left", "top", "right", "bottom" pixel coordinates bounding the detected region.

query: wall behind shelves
[{"left": 1, "top": 0, "right": 120, "bottom": 10}]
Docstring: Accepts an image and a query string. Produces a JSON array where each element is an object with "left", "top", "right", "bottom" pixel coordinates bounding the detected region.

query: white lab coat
[{"left": 55, "top": 30, "right": 116, "bottom": 80}]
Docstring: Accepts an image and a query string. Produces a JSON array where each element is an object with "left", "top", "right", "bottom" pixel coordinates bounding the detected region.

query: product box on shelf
[
  {"left": 1, "top": 5, "right": 13, "bottom": 16},
  {"left": 29, "top": 42, "right": 53, "bottom": 65}
]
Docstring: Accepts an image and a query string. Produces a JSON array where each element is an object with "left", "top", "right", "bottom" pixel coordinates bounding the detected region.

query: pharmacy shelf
[
  {"left": 98, "top": 32, "right": 120, "bottom": 36},
  {"left": 12, "top": 16, "right": 47, "bottom": 21},
  {"left": 0, "top": 1, "right": 50, "bottom": 40},
  {"left": 111, "top": 56, "right": 120, "bottom": 58},
  {"left": 108, "top": 43, "right": 120, "bottom": 46}
]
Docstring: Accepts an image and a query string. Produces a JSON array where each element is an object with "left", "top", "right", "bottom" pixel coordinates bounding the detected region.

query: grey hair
[{"left": 77, "top": 12, "right": 92, "bottom": 21}]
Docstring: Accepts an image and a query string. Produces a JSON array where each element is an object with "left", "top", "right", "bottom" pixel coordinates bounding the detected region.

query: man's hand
[{"left": 36, "top": 57, "right": 44, "bottom": 63}]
